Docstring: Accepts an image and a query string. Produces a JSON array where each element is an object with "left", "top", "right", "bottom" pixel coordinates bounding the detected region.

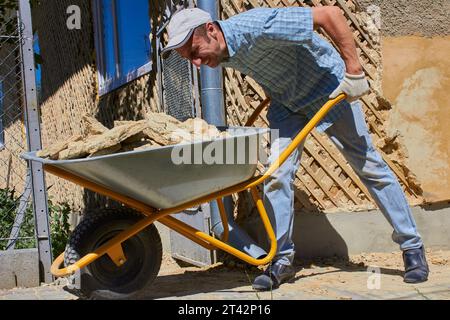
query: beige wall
[
  {"left": 358, "top": 0, "right": 450, "bottom": 202},
  {"left": 383, "top": 36, "right": 450, "bottom": 202}
]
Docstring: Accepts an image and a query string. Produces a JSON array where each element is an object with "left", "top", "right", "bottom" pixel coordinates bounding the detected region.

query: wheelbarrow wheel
[{"left": 64, "top": 208, "right": 162, "bottom": 299}]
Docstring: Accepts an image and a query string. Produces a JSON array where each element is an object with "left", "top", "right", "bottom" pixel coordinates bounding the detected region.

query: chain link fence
[{"left": 0, "top": 11, "right": 36, "bottom": 251}]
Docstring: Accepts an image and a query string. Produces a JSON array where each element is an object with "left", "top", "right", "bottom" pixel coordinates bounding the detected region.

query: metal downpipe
[{"left": 197, "top": 0, "right": 267, "bottom": 260}]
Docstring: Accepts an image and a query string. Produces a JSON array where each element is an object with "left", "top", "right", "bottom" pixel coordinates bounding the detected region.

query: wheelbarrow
[{"left": 22, "top": 94, "right": 346, "bottom": 299}]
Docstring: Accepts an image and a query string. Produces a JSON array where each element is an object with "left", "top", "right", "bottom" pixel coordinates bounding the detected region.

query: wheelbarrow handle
[{"left": 246, "top": 93, "right": 347, "bottom": 188}]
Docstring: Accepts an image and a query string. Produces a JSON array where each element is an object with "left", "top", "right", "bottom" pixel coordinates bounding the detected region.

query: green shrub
[
  {"left": 0, "top": 188, "right": 35, "bottom": 250},
  {"left": 48, "top": 199, "right": 72, "bottom": 258},
  {"left": 0, "top": 187, "right": 72, "bottom": 258}
]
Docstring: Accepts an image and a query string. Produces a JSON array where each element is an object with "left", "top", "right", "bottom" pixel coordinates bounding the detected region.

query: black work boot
[
  {"left": 252, "top": 261, "right": 296, "bottom": 291},
  {"left": 403, "top": 246, "right": 429, "bottom": 283}
]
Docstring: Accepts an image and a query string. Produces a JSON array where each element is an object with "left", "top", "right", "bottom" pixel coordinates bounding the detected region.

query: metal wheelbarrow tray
[
  {"left": 22, "top": 95, "right": 346, "bottom": 299},
  {"left": 23, "top": 126, "right": 269, "bottom": 209}
]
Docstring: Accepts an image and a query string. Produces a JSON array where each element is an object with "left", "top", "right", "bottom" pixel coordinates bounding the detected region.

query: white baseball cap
[{"left": 162, "top": 8, "right": 213, "bottom": 58}]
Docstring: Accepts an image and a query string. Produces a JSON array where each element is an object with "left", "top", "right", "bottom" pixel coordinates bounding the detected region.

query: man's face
[{"left": 176, "top": 23, "right": 224, "bottom": 68}]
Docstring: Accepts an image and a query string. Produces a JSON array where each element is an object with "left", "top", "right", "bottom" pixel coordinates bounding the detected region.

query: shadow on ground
[
  {"left": 142, "top": 257, "right": 403, "bottom": 299},
  {"left": 61, "top": 255, "right": 405, "bottom": 300},
  {"left": 60, "top": 257, "right": 403, "bottom": 300}
]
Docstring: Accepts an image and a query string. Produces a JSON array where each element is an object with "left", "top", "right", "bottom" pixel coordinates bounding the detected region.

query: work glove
[{"left": 329, "top": 72, "right": 370, "bottom": 102}]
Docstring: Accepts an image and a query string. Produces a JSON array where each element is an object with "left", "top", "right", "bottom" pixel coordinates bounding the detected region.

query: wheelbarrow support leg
[
  {"left": 216, "top": 198, "right": 229, "bottom": 242},
  {"left": 106, "top": 244, "right": 127, "bottom": 267}
]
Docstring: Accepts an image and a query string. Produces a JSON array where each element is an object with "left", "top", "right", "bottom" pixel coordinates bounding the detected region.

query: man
[{"left": 162, "top": 6, "right": 429, "bottom": 291}]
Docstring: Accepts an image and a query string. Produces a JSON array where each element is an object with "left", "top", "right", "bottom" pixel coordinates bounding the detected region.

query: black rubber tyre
[{"left": 64, "top": 208, "right": 162, "bottom": 299}]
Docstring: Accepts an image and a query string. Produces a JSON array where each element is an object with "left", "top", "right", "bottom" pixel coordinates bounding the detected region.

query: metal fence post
[{"left": 18, "top": 0, "right": 53, "bottom": 284}]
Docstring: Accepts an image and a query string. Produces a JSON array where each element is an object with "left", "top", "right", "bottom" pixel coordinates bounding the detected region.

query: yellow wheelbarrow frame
[{"left": 49, "top": 94, "right": 346, "bottom": 278}]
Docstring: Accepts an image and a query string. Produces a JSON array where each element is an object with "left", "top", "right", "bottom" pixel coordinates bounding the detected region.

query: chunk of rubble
[{"left": 38, "top": 113, "right": 231, "bottom": 160}]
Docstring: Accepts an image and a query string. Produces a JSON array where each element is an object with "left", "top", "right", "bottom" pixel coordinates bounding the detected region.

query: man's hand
[{"left": 329, "top": 73, "right": 370, "bottom": 102}]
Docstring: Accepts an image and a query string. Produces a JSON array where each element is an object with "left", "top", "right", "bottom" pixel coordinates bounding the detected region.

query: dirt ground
[
  {"left": 1, "top": 248, "right": 450, "bottom": 300},
  {"left": 145, "top": 249, "right": 450, "bottom": 300}
]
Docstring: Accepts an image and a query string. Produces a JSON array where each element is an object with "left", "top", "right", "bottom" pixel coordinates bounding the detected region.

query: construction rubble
[{"left": 37, "top": 113, "right": 230, "bottom": 160}]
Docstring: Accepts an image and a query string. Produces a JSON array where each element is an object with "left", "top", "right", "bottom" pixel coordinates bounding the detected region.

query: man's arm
[
  {"left": 312, "top": 6, "right": 369, "bottom": 101},
  {"left": 312, "top": 6, "right": 362, "bottom": 75}
]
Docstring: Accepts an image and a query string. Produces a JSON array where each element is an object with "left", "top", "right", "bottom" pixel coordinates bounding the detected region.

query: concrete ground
[{"left": 1, "top": 248, "right": 449, "bottom": 300}]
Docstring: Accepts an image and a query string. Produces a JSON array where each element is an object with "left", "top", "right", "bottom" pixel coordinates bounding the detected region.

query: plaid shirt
[{"left": 218, "top": 7, "right": 351, "bottom": 132}]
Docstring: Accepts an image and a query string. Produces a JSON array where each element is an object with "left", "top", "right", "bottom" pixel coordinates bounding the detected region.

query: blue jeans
[{"left": 264, "top": 101, "right": 423, "bottom": 265}]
